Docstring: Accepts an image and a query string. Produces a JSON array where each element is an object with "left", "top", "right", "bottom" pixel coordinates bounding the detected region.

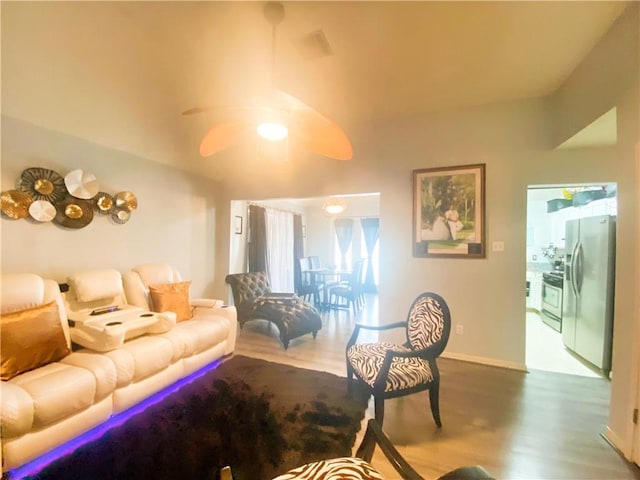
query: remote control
[{"left": 90, "top": 306, "right": 120, "bottom": 315}]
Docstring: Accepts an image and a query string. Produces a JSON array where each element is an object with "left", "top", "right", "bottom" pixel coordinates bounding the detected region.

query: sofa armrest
[
  {"left": 189, "top": 305, "right": 237, "bottom": 355},
  {"left": 191, "top": 298, "right": 223, "bottom": 308}
]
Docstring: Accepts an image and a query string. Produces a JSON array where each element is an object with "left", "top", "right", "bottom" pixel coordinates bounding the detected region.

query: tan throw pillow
[
  {"left": 148, "top": 281, "right": 193, "bottom": 322},
  {"left": 1, "top": 301, "right": 71, "bottom": 381}
]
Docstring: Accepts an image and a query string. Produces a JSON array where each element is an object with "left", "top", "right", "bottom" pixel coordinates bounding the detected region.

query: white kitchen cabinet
[{"left": 526, "top": 271, "right": 543, "bottom": 312}]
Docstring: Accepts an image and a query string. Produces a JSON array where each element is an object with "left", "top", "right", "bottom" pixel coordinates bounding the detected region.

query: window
[{"left": 334, "top": 236, "right": 352, "bottom": 270}]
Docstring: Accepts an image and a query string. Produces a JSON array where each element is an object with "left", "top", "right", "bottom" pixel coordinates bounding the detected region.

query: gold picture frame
[{"left": 413, "top": 163, "right": 486, "bottom": 258}]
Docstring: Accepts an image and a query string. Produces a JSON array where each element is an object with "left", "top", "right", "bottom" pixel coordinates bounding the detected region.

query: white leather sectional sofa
[{"left": 0, "top": 264, "right": 237, "bottom": 474}]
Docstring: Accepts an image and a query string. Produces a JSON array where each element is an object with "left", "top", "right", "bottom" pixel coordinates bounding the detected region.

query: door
[
  {"left": 562, "top": 218, "right": 580, "bottom": 350},
  {"left": 574, "top": 215, "right": 615, "bottom": 371}
]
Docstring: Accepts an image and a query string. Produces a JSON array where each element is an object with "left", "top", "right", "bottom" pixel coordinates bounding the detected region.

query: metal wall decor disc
[
  {"left": 53, "top": 198, "right": 94, "bottom": 229},
  {"left": 18, "top": 167, "right": 66, "bottom": 203},
  {"left": 65, "top": 204, "right": 84, "bottom": 219},
  {"left": 111, "top": 208, "right": 131, "bottom": 224},
  {"left": 29, "top": 200, "right": 56, "bottom": 222},
  {"left": 115, "top": 191, "right": 138, "bottom": 211},
  {"left": 1, "top": 189, "right": 33, "bottom": 219},
  {"left": 93, "top": 192, "right": 115, "bottom": 214},
  {"left": 64, "top": 169, "right": 99, "bottom": 199}
]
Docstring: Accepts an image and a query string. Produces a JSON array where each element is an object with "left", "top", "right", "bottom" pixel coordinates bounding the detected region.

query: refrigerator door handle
[
  {"left": 569, "top": 242, "right": 579, "bottom": 296},
  {"left": 575, "top": 242, "right": 584, "bottom": 295}
]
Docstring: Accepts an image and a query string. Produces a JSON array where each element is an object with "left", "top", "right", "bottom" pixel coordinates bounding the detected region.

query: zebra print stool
[{"left": 346, "top": 292, "right": 451, "bottom": 427}]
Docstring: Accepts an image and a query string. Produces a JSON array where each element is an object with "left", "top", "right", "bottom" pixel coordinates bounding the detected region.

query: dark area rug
[{"left": 17, "top": 355, "right": 369, "bottom": 480}]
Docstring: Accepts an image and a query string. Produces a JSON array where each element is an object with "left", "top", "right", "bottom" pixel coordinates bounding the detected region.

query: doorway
[
  {"left": 525, "top": 184, "right": 617, "bottom": 378},
  {"left": 228, "top": 193, "right": 381, "bottom": 290}
]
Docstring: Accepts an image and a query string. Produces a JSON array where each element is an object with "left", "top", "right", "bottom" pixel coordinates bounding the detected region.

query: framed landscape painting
[{"left": 413, "top": 163, "right": 486, "bottom": 258}]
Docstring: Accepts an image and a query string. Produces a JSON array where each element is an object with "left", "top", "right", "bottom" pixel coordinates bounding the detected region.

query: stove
[
  {"left": 541, "top": 270, "right": 563, "bottom": 332},
  {"left": 542, "top": 271, "right": 564, "bottom": 288}
]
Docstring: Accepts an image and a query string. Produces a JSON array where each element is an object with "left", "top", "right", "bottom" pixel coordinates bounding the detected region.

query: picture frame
[
  {"left": 234, "top": 215, "right": 243, "bottom": 235},
  {"left": 412, "top": 163, "right": 486, "bottom": 258}
]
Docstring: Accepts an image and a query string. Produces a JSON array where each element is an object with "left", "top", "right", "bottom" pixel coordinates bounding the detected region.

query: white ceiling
[{"left": 1, "top": 1, "right": 630, "bottom": 180}]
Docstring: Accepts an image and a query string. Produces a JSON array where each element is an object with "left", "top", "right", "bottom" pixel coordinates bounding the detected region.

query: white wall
[{"left": 1, "top": 116, "right": 222, "bottom": 298}]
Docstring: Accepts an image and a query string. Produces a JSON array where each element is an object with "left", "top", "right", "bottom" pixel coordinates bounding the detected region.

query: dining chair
[
  {"left": 346, "top": 292, "right": 451, "bottom": 427},
  {"left": 309, "top": 255, "right": 322, "bottom": 270},
  {"left": 295, "top": 257, "right": 322, "bottom": 305},
  {"left": 328, "top": 258, "right": 366, "bottom": 312}
]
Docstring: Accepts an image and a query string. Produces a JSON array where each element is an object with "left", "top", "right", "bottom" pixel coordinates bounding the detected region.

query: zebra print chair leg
[
  {"left": 345, "top": 292, "right": 451, "bottom": 428},
  {"left": 374, "top": 396, "right": 385, "bottom": 425},
  {"left": 428, "top": 376, "right": 441, "bottom": 428}
]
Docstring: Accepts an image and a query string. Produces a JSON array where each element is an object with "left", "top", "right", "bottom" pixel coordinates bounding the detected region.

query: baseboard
[
  {"left": 603, "top": 426, "right": 633, "bottom": 461},
  {"left": 441, "top": 351, "right": 528, "bottom": 372}
]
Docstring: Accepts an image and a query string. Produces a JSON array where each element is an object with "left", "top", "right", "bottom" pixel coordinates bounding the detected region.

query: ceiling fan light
[
  {"left": 323, "top": 198, "right": 346, "bottom": 216},
  {"left": 257, "top": 122, "right": 288, "bottom": 141}
]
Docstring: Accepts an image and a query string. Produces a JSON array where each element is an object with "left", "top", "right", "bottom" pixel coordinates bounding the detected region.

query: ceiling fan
[{"left": 183, "top": 2, "right": 353, "bottom": 161}]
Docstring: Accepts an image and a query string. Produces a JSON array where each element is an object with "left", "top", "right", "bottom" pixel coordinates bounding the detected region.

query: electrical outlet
[
  {"left": 456, "top": 325, "right": 464, "bottom": 335},
  {"left": 492, "top": 241, "right": 505, "bottom": 252}
]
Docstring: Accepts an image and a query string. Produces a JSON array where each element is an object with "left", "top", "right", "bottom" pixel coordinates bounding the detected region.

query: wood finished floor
[{"left": 233, "top": 294, "right": 640, "bottom": 480}]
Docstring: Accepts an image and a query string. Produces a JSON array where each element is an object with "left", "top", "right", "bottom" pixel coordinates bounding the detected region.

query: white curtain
[{"left": 265, "top": 208, "right": 295, "bottom": 292}]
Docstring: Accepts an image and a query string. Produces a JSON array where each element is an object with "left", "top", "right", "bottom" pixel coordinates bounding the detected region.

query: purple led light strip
[{"left": 7, "top": 359, "right": 223, "bottom": 479}]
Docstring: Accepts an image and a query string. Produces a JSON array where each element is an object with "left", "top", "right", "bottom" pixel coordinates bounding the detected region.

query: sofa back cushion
[
  {"left": 122, "top": 264, "right": 184, "bottom": 311},
  {"left": 68, "top": 269, "right": 124, "bottom": 303},
  {"left": 1, "top": 301, "right": 70, "bottom": 380},
  {"left": 64, "top": 269, "right": 128, "bottom": 323},
  {"left": 1, "top": 273, "right": 71, "bottom": 347},
  {"left": 134, "top": 264, "right": 181, "bottom": 286}
]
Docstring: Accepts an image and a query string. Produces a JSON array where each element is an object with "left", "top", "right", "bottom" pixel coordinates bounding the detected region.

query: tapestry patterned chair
[
  {"left": 225, "top": 272, "right": 322, "bottom": 349},
  {"left": 346, "top": 292, "right": 451, "bottom": 427}
]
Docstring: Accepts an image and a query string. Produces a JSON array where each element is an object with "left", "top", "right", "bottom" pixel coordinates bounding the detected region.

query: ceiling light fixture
[
  {"left": 257, "top": 122, "right": 288, "bottom": 141},
  {"left": 323, "top": 198, "right": 346, "bottom": 216}
]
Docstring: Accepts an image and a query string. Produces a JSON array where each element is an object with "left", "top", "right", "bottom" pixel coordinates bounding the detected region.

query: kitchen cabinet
[
  {"left": 526, "top": 271, "right": 543, "bottom": 312},
  {"left": 548, "top": 197, "right": 617, "bottom": 248}
]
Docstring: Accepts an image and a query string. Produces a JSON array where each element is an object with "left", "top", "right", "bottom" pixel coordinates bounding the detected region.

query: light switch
[{"left": 492, "top": 241, "right": 505, "bottom": 252}]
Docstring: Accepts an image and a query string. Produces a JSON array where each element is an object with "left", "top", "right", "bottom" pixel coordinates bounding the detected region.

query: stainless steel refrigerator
[{"left": 562, "top": 215, "right": 616, "bottom": 375}]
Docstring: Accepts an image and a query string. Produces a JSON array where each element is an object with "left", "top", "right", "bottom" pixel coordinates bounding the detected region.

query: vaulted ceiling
[{"left": 1, "top": 1, "right": 630, "bottom": 180}]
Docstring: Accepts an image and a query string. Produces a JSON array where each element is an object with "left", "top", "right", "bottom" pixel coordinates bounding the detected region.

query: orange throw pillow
[
  {"left": 1, "top": 301, "right": 70, "bottom": 380},
  {"left": 148, "top": 281, "right": 193, "bottom": 322}
]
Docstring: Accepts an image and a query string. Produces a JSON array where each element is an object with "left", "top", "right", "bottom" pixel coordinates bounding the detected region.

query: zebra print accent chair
[
  {"left": 346, "top": 292, "right": 451, "bottom": 427},
  {"left": 226, "top": 419, "right": 492, "bottom": 480},
  {"left": 273, "top": 456, "right": 384, "bottom": 479}
]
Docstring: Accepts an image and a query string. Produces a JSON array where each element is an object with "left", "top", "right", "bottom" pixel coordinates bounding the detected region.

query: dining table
[{"left": 307, "top": 268, "right": 352, "bottom": 310}]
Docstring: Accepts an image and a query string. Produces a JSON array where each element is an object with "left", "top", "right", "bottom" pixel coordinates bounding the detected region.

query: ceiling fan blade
[
  {"left": 269, "top": 89, "right": 352, "bottom": 160},
  {"left": 182, "top": 106, "right": 217, "bottom": 116},
  {"left": 289, "top": 108, "right": 353, "bottom": 161},
  {"left": 199, "top": 119, "right": 250, "bottom": 157}
]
